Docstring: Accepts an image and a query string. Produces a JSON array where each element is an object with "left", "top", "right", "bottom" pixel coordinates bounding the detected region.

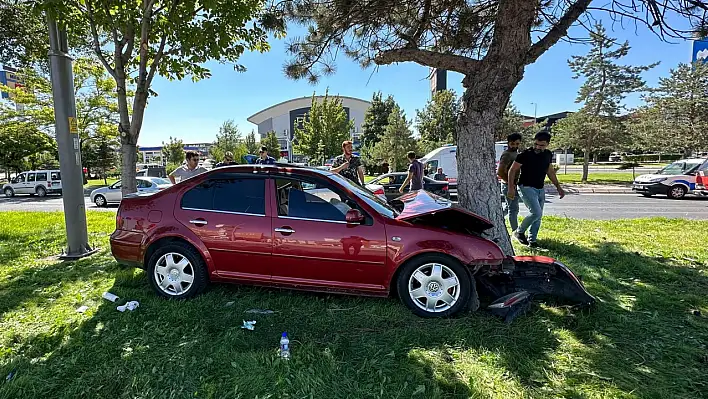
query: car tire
[
  {"left": 36, "top": 186, "right": 47, "bottom": 197},
  {"left": 94, "top": 195, "right": 107, "bottom": 207},
  {"left": 147, "top": 242, "right": 208, "bottom": 299},
  {"left": 396, "top": 253, "right": 476, "bottom": 318},
  {"left": 668, "top": 185, "right": 687, "bottom": 199},
  {"left": 4, "top": 187, "right": 14, "bottom": 197}
]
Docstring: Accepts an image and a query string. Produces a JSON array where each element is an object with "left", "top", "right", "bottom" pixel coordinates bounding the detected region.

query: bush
[{"left": 623, "top": 153, "right": 682, "bottom": 163}]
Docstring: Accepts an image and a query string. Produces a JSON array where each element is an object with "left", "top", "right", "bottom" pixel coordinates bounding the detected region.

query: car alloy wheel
[
  {"left": 147, "top": 242, "right": 208, "bottom": 299},
  {"left": 153, "top": 252, "right": 196, "bottom": 296},
  {"left": 4, "top": 188, "right": 13, "bottom": 197},
  {"left": 94, "top": 195, "right": 106, "bottom": 207},
  {"left": 37, "top": 186, "right": 46, "bottom": 197},
  {"left": 397, "top": 254, "right": 475, "bottom": 318},
  {"left": 669, "top": 185, "right": 686, "bottom": 199}
]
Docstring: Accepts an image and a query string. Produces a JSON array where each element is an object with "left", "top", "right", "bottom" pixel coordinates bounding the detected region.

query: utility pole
[{"left": 47, "top": 15, "right": 96, "bottom": 260}]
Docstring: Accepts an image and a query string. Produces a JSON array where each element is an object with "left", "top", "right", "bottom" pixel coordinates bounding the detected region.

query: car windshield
[
  {"left": 150, "top": 178, "right": 171, "bottom": 185},
  {"left": 658, "top": 161, "right": 704, "bottom": 175},
  {"left": 328, "top": 173, "right": 398, "bottom": 218}
]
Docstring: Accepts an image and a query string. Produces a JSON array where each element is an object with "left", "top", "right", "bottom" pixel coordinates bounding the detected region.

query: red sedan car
[{"left": 110, "top": 165, "right": 594, "bottom": 318}]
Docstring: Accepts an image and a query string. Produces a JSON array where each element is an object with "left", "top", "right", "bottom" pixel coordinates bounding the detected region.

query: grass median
[{"left": 0, "top": 212, "right": 706, "bottom": 398}]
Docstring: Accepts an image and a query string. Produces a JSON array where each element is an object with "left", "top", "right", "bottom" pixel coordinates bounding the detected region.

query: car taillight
[
  {"left": 48, "top": 182, "right": 52, "bottom": 187},
  {"left": 442, "top": 185, "right": 448, "bottom": 191},
  {"left": 116, "top": 214, "right": 123, "bottom": 230},
  {"left": 373, "top": 188, "right": 384, "bottom": 195}
]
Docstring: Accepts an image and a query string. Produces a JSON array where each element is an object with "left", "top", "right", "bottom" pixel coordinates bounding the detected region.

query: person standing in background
[
  {"left": 169, "top": 150, "right": 207, "bottom": 184},
  {"left": 255, "top": 146, "right": 276, "bottom": 165},
  {"left": 332, "top": 140, "right": 365, "bottom": 185},
  {"left": 400, "top": 151, "right": 424, "bottom": 193},
  {"left": 497, "top": 133, "right": 523, "bottom": 232},
  {"left": 433, "top": 167, "right": 447, "bottom": 181},
  {"left": 216, "top": 151, "right": 238, "bottom": 167}
]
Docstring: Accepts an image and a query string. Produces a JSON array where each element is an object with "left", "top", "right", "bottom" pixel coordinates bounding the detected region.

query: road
[{"left": 1, "top": 192, "right": 707, "bottom": 220}]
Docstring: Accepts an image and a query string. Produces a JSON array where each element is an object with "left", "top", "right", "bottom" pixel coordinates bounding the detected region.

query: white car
[
  {"left": 90, "top": 177, "right": 172, "bottom": 207},
  {"left": 3, "top": 170, "right": 62, "bottom": 197},
  {"left": 632, "top": 158, "right": 708, "bottom": 199}
]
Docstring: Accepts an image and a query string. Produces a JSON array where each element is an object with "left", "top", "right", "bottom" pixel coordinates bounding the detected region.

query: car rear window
[
  {"left": 51, "top": 172, "right": 61, "bottom": 180},
  {"left": 181, "top": 178, "right": 265, "bottom": 215},
  {"left": 36, "top": 172, "right": 47, "bottom": 181}
]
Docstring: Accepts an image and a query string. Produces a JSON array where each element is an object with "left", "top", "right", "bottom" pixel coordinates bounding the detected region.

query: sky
[{"left": 138, "top": 12, "right": 697, "bottom": 147}]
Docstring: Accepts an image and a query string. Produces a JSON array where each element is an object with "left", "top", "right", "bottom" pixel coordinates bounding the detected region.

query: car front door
[
  {"left": 269, "top": 177, "right": 388, "bottom": 292},
  {"left": 106, "top": 181, "right": 123, "bottom": 202},
  {"left": 13, "top": 173, "right": 27, "bottom": 194},
  {"left": 173, "top": 174, "right": 272, "bottom": 282}
]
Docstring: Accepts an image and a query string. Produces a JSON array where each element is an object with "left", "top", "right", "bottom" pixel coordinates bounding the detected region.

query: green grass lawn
[
  {"left": 1, "top": 212, "right": 706, "bottom": 398},
  {"left": 551, "top": 172, "right": 637, "bottom": 185},
  {"left": 85, "top": 178, "right": 118, "bottom": 188}
]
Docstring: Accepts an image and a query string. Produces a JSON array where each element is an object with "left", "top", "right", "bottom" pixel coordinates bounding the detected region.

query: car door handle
[
  {"left": 275, "top": 227, "right": 295, "bottom": 234},
  {"left": 189, "top": 219, "right": 207, "bottom": 226}
]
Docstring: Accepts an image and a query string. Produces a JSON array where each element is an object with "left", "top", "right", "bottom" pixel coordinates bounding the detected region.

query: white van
[
  {"left": 419, "top": 142, "right": 508, "bottom": 197},
  {"left": 3, "top": 170, "right": 63, "bottom": 197}
]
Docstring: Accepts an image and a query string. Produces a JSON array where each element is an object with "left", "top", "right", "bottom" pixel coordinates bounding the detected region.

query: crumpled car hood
[{"left": 394, "top": 190, "right": 494, "bottom": 234}]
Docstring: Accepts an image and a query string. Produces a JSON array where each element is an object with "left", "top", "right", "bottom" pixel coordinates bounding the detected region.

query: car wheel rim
[
  {"left": 154, "top": 252, "right": 195, "bottom": 296},
  {"left": 408, "top": 262, "right": 461, "bottom": 313},
  {"left": 95, "top": 196, "right": 105, "bottom": 206},
  {"left": 672, "top": 187, "right": 684, "bottom": 197}
]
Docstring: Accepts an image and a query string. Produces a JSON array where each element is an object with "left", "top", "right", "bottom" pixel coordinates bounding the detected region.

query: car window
[
  {"left": 27, "top": 173, "right": 36, "bottom": 182},
  {"left": 151, "top": 178, "right": 170, "bottom": 185},
  {"left": 51, "top": 171, "right": 61, "bottom": 180},
  {"left": 395, "top": 175, "right": 407, "bottom": 184},
  {"left": 110, "top": 181, "right": 122, "bottom": 189},
  {"left": 181, "top": 178, "right": 265, "bottom": 215},
  {"left": 276, "top": 178, "right": 351, "bottom": 222},
  {"left": 137, "top": 179, "right": 152, "bottom": 188},
  {"left": 36, "top": 172, "right": 47, "bottom": 181},
  {"left": 327, "top": 173, "right": 397, "bottom": 218},
  {"left": 15, "top": 174, "right": 26, "bottom": 183},
  {"left": 658, "top": 162, "right": 686, "bottom": 175},
  {"left": 425, "top": 160, "right": 438, "bottom": 175}
]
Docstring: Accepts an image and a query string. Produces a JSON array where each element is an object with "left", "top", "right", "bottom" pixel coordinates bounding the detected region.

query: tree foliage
[
  {"left": 294, "top": 91, "right": 354, "bottom": 164},
  {"left": 245, "top": 130, "right": 259, "bottom": 155},
  {"left": 82, "top": 126, "right": 119, "bottom": 184},
  {"left": 211, "top": 120, "right": 247, "bottom": 164},
  {"left": 261, "top": 131, "right": 281, "bottom": 159},
  {"left": 42, "top": 0, "right": 285, "bottom": 194},
  {"left": 637, "top": 62, "right": 708, "bottom": 154},
  {"left": 162, "top": 136, "right": 184, "bottom": 165},
  {"left": 369, "top": 106, "right": 417, "bottom": 172},
  {"left": 361, "top": 91, "right": 396, "bottom": 146},
  {"left": 566, "top": 23, "right": 655, "bottom": 181},
  {"left": 496, "top": 103, "right": 526, "bottom": 142},
  {"left": 416, "top": 90, "right": 458, "bottom": 154},
  {"left": 0, "top": 121, "right": 55, "bottom": 174}
]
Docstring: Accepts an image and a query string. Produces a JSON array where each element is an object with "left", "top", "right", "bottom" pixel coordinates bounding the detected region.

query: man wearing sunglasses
[
  {"left": 255, "top": 146, "right": 276, "bottom": 165},
  {"left": 169, "top": 150, "right": 207, "bottom": 184}
]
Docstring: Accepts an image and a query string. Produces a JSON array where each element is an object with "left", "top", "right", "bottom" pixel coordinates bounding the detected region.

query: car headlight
[{"left": 647, "top": 177, "right": 667, "bottom": 183}]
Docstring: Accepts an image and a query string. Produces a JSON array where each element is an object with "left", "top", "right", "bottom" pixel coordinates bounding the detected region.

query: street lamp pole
[
  {"left": 47, "top": 15, "right": 96, "bottom": 259},
  {"left": 531, "top": 102, "right": 538, "bottom": 121}
]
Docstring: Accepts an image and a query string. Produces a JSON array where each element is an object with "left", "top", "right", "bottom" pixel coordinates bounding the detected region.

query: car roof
[{"left": 206, "top": 163, "right": 337, "bottom": 178}]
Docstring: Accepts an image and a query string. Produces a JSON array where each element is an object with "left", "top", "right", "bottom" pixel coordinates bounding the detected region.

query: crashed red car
[{"left": 110, "top": 165, "right": 594, "bottom": 319}]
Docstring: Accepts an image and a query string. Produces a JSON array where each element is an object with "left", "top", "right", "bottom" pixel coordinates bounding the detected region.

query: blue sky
[{"left": 138, "top": 15, "right": 696, "bottom": 146}]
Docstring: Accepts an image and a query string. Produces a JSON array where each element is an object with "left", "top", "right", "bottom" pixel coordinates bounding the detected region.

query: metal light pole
[
  {"left": 531, "top": 102, "right": 538, "bottom": 121},
  {"left": 47, "top": 15, "right": 96, "bottom": 260}
]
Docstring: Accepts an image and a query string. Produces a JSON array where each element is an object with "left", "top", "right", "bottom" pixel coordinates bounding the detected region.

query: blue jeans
[
  {"left": 518, "top": 185, "right": 545, "bottom": 243},
  {"left": 501, "top": 182, "right": 519, "bottom": 231}
]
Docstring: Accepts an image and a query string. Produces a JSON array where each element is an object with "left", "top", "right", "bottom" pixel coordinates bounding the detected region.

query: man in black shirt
[
  {"left": 332, "top": 140, "right": 365, "bottom": 185},
  {"left": 507, "top": 131, "right": 565, "bottom": 248}
]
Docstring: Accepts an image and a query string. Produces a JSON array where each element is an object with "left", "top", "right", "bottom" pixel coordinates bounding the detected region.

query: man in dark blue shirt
[
  {"left": 400, "top": 151, "right": 424, "bottom": 193},
  {"left": 255, "top": 146, "right": 276, "bottom": 165}
]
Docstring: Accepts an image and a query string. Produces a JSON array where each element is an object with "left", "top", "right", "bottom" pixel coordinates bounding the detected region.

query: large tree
[
  {"left": 0, "top": 121, "right": 55, "bottom": 176},
  {"left": 245, "top": 130, "right": 259, "bottom": 155},
  {"left": 43, "top": 0, "right": 284, "bottom": 195},
  {"left": 361, "top": 91, "right": 396, "bottom": 146},
  {"left": 294, "top": 91, "right": 354, "bottom": 164},
  {"left": 568, "top": 23, "right": 656, "bottom": 181},
  {"left": 211, "top": 120, "right": 248, "bottom": 164},
  {"left": 369, "top": 105, "right": 418, "bottom": 172},
  {"left": 261, "top": 131, "right": 282, "bottom": 159},
  {"left": 416, "top": 89, "right": 459, "bottom": 154},
  {"left": 162, "top": 136, "right": 184, "bottom": 165},
  {"left": 281, "top": 0, "right": 704, "bottom": 254},
  {"left": 640, "top": 62, "right": 708, "bottom": 155}
]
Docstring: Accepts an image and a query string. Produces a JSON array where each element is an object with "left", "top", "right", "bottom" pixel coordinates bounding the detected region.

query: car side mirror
[
  {"left": 345, "top": 209, "right": 364, "bottom": 224},
  {"left": 11, "top": 179, "right": 16, "bottom": 184}
]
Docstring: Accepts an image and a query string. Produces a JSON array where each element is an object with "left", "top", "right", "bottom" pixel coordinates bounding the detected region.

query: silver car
[{"left": 90, "top": 177, "right": 172, "bottom": 207}]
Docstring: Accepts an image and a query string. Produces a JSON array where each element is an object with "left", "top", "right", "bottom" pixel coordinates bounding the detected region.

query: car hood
[
  {"left": 634, "top": 174, "right": 668, "bottom": 182},
  {"left": 393, "top": 190, "right": 494, "bottom": 234}
]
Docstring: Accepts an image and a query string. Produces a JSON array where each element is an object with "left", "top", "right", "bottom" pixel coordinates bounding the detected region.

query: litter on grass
[
  {"left": 241, "top": 320, "right": 257, "bottom": 330},
  {"left": 117, "top": 301, "right": 139, "bottom": 312}
]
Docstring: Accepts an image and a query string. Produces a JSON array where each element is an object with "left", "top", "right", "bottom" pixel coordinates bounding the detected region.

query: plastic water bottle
[{"left": 279, "top": 332, "right": 291, "bottom": 360}]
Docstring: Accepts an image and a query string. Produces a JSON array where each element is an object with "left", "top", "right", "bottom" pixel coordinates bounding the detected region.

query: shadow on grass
[{"left": 2, "top": 239, "right": 707, "bottom": 398}]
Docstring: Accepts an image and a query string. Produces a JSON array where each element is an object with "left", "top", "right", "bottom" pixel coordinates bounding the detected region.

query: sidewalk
[{"left": 545, "top": 183, "right": 634, "bottom": 194}]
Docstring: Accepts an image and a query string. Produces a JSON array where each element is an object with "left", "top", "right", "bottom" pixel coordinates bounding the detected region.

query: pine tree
[
  {"left": 361, "top": 92, "right": 396, "bottom": 146},
  {"left": 370, "top": 106, "right": 418, "bottom": 172},
  {"left": 245, "top": 130, "right": 259, "bottom": 155},
  {"left": 211, "top": 120, "right": 247, "bottom": 164},
  {"left": 568, "top": 23, "right": 657, "bottom": 182},
  {"left": 261, "top": 131, "right": 282, "bottom": 159}
]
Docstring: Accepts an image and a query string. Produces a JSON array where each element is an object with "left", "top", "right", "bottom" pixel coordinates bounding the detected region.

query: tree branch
[
  {"left": 374, "top": 47, "right": 479, "bottom": 74},
  {"left": 85, "top": 3, "right": 117, "bottom": 79},
  {"left": 525, "top": 0, "right": 593, "bottom": 65}
]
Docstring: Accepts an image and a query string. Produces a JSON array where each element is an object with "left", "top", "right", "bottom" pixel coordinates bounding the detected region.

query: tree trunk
[
  {"left": 582, "top": 149, "right": 590, "bottom": 183},
  {"left": 119, "top": 83, "right": 149, "bottom": 197}
]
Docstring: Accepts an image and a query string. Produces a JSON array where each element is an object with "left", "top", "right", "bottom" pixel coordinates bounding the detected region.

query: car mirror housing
[{"left": 345, "top": 209, "right": 365, "bottom": 224}]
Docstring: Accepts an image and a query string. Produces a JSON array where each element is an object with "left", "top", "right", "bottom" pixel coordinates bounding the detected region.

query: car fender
[
  {"left": 669, "top": 178, "right": 695, "bottom": 190},
  {"left": 141, "top": 225, "right": 217, "bottom": 278}
]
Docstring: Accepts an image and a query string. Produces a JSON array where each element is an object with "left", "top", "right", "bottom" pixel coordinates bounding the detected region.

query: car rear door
[
  {"left": 269, "top": 176, "right": 388, "bottom": 292},
  {"left": 174, "top": 174, "right": 272, "bottom": 282}
]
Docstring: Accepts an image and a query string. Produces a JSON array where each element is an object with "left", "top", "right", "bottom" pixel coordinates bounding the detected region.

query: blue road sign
[{"left": 692, "top": 40, "right": 708, "bottom": 63}]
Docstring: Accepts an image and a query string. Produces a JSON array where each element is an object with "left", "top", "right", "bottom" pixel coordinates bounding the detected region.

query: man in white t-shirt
[{"left": 169, "top": 150, "right": 207, "bottom": 183}]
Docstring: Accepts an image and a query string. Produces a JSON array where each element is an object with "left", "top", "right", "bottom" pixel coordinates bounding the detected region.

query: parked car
[
  {"left": 91, "top": 176, "right": 171, "bottom": 206},
  {"left": 136, "top": 166, "right": 167, "bottom": 178},
  {"left": 632, "top": 158, "right": 708, "bottom": 199},
  {"left": 2, "top": 170, "right": 62, "bottom": 197},
  {"left": 366, "top": 172, "right": 450, "bottom": 200},
  {"left": 109, "top": 165, "right": 594, "bottom": 318}
]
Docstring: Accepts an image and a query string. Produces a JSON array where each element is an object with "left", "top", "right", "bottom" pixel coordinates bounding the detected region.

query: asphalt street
[{"left": 1, "top": 192, "right": 707, "bottom": 220}]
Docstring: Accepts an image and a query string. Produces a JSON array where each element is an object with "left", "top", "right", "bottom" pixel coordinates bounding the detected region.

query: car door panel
[
  {"left": 270, "top": 178, "right": 388, "bottom": 292},
  {"left": 173, "top": 176, "right": 272, "bottom": 282}
]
